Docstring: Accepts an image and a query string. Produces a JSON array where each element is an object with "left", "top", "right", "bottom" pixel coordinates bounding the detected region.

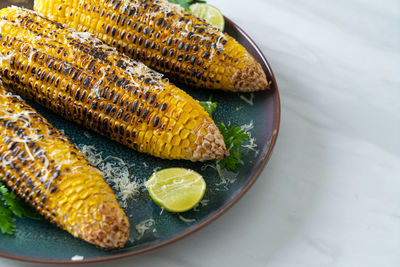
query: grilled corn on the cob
[
  {"left": 0, "top": 85, "right": 129, "bottom": 249},
  {"left": 0, "top": 7, "right": 227, "bottom": 161},
  {"left": 34, "top": 0, "right": 270, "bottom": 92}
]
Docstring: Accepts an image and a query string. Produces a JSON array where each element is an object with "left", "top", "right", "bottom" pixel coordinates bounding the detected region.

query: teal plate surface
[{"left": 0, "top": 1, "right": 280, "bottom": 263}]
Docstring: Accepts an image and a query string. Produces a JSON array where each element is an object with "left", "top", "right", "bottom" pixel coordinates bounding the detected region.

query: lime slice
[
  {"left": 146, "top": 168, "right": 206, "bottom": 212},
  {"left": 189, "top": 3, "right": 225, "bottom": 31}
]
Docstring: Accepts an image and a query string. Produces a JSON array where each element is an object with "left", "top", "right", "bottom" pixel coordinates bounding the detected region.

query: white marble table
[{"left": 1, "top": 0, "right": 399, "bottom": 266}]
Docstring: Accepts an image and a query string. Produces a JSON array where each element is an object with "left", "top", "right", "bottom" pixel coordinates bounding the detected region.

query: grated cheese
[
  {"left": 178, "top": 215, "right": 196, "bottom": 224},
  {"left": 83, "top": 131, "right": 92, "bottom": 139},
  {"left": 239, "top": 93, "right": 255, "bottom": 106},
  {"left": 117, "top": 0, "right": 226, "bottom": 61},
  {"left": 0, "top": 52, "right": 11, "bottom": 66},
  {"left": 9, "top": 7, "right": 169, "bottom": 101},
  {"left": 200, "top": 120, "right": 258, "bottom": 189},
  {"left": 200, "top": 163, "right": 232, "bottom": 190},
  {"left": 235, "top": 106, "right": 244, "bottom": 111},
  {"left": 215, "top": 163, "right": 228, "bottom": 186},
  {"left": 71, "top": 255, "right": 84, "bottom": 261},
  {"left": 69, "top": 31, "right": 96, "bottom": 43},
  {"left": 0, "top": 92, "right": 77, "bottom": 196},
  {"left": 135, "top": 219, "right": 155, "bottom": 240},
  {"left": 78, "top": 145, "right": 141, "bottom": 208},
  {"left": 193, "top": 199, "right": 209, "bottom": 212},
  {"left": 152, "top": 166, "right": 162, "bottom": 173},
  {"left": 241, "top": 121, "right": 258, "bottom": 154}
]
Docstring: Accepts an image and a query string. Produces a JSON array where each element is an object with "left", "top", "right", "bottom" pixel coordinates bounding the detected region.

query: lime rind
[
  {"left": 147, "top": 168, "right": 206, "bottom": 213},
  {"left": 189, "top": 3, "right": 225, "bottom": 31}
]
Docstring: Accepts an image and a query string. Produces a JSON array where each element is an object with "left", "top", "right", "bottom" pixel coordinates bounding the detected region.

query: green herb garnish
[
  {"left": 168, "top": 0, "right": 207, "bottom": 11},
  {"left": 200, "top": 98, "right": 251, "bottom": 171},
  {"left": 217, "top": 122, "right": 250, "bottom": 171},
  {"left": 199, "top": 96, "right": 217, "bottom": 116},
  {"left": 0, "top": 200, "right": 15, "bottom": 235},
  {"left": 0, "top": 182, "right": 42, "bottom": 235}
]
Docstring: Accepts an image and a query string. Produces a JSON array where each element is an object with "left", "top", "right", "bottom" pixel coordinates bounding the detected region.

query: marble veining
[{"left": 1, "top": 0, "right": 399, "bottom": 266}]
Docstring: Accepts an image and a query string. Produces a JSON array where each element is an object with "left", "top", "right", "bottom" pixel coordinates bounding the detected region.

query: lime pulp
[
  {"left": 146, "top": 168, "right": 206, "bottom": 213},
  {"left": 189, "top": 3, "right": 225, "bottom": 31}
]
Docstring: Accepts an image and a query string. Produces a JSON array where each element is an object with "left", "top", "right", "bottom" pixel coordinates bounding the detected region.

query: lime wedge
[
  {"left": 146, "top": 168, "right": 206, "bottom": 212},
  {"left": 189, "top": 3, "right": 225, "bottom": 31}
]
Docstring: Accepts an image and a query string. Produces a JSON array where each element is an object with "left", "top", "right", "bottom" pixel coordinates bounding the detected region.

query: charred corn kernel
[
  {"left": 0, "top": 86, "right": 129, "bottom": 249},
  {"left": 34, "top": 0, "right": 270, "bottom": 92},
  {"left": 0, "top": 7, "right": 227, "bottom": 161}
]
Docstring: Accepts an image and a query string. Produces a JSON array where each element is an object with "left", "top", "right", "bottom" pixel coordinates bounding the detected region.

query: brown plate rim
[{"left": 0, "top": 16, "right": 281, "bottom": 264}]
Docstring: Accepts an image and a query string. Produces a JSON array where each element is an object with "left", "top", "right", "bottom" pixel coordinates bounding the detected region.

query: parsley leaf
[
  {"left": 199, "top": 98, "right": 251, "bottom": 172},
  {"left": 168, "top": 0, "right": 192, "bottom": 10},
  {"left": 168, "top": 0, "right": 207, "bottom": 11},
  {"left": 217, "top": 122, "right": 250, "bottom": 171},
  {"left": 2, "top": 192, "right": 42, "bottom": 221},
  {"left": 18, "top": 204, "right": 43, "bottom": 221},
  {"left": 199, "top": 100, "right": 217, "bottom": 116},
  {"left": 0, "top": 182, "right": 42, "bottom": 235},
  {"left": 0, "top": 185, "right": 7, "bottom": 195},
  {"left": 219, "top": 150, "right": 243, "bottom": 171},
  {"left": 1, "top": 191, "right": 25, "bottom": 218},
  {"left": 0, "top": 201, "right": 15, "bottom": 235}
]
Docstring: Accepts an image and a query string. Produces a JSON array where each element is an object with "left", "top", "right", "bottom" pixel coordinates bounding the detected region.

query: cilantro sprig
[
  {"left": 199, "top": 100, "right": 250, "bottom": 171},
  {"left": 168, "top": 0, "right": 207, "bottom": 10},
  {"left": 0, "top": 182, "right": 42, "bottom": 235}
]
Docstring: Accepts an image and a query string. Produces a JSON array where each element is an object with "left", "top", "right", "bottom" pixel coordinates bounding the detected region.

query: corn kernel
[
  {"left": 181, "top": 139, "right": 190, "bottom": 148},
  {"left": 171, "top": 135, "right": 181, "bottom": 146},
  {"left": 0, "top": 5, "right": 227, "bottom": 169},
  {"left": 180, "top": 129, "right": 190, "bottom": 139}
]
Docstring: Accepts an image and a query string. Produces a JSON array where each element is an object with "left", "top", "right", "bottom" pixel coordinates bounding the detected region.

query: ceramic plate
[{"left": 0, "top": 0, "right": 280, "bottom": 263}]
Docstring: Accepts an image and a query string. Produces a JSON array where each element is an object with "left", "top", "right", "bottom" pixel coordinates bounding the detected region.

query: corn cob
[
  {"left": 0, "top": 7, "right": 227, "bottom": 161},
  {"left": 34, "top": 0, "right": 270, "bottom": 92},
  {"left": 0, "top": 85, "right": 129, "bottom": 249}
]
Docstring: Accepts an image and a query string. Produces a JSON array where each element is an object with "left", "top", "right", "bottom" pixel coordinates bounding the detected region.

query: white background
[{"left": 1, "top": 0, "right": 399, "bottom": 266}]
